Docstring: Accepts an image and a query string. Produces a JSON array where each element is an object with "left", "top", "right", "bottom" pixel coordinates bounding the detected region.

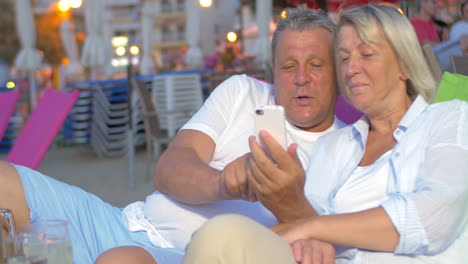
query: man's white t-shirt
[{"left": 123, "top": 74, "right": 345, "bottom": 250}]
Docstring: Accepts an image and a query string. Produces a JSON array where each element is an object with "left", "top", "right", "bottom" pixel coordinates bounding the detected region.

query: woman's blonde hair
[{"left": 336, "top": 4, "right": 436, "bottom": 102}]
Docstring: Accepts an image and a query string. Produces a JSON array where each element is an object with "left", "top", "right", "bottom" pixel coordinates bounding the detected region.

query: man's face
[{"left": 272, "top": 28, "right": 337, "bottom": 132}]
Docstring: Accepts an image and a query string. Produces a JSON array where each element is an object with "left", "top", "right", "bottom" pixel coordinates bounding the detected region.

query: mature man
[
  {"left": 0, "top": 6, "right": 344, "bottom": 264},
  {"left": 410, "top": 0, "right": 443, "bottom": 46}
]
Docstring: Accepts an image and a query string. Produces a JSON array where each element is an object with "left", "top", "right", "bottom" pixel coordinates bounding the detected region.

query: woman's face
[{"left": 336, "top": 24, "right": 408, "bottom": 115}]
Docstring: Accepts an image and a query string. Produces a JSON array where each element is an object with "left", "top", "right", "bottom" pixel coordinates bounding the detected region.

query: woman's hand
[
  {"left": 291, "top": 239, "right": 335, "bottom": 264},
  {"left": 272, "top": 220, "right": 335, "bottom": 264}
]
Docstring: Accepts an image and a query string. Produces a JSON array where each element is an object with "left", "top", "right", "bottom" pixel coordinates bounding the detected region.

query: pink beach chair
[
  {"left": 0, "top": 90, "right": 21, "bottom": 141},
  {"left": 6, "top": 88, "right": 80, "bottom": 169}
]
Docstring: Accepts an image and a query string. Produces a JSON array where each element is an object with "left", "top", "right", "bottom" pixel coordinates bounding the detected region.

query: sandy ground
[{"left": 0, "top": 144, "right": 156, "bottom": 208}]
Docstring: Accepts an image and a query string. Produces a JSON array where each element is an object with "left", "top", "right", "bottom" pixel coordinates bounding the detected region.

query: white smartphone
[{"left": 254, "top": 105, "right": 287, "bottom": 150}]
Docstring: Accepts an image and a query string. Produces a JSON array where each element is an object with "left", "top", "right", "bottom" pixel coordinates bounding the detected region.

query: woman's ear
[
  {"left": 399, "top": 64, "right": 410, "bottom": 82},
  {"left": 399, "top": 72, "right": 409, "bottom": 82}
]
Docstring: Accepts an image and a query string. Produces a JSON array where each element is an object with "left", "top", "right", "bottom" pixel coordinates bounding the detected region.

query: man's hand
[
  {"left": 218, "top": 153, "right": 258, "bottom": 201},
  {"left": 247, "top": 131, "right": 316, "bottom": 222},
  {"left": 291, "top": 239, "right": 335, "bottom": 264}
]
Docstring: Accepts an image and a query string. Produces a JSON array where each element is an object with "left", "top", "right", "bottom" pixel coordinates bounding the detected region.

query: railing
[
  {"left": 161, "top": 32, "right": 185, "bottom": 42},
  {"left": 108, "top": 0, "right": 140, "bottom": 7},
  {"left": 160, "top": 3, "right": 185, "bottom": 13}
]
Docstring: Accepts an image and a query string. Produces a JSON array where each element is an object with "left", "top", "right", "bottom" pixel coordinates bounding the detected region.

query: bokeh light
[
  {"left": 69, "top": 0, "right": 82, "bottom": 9},
  {"left": 226, "top": 31, "right": 238, "bottom": 42},
  {"left": 199, "top": 0, "right": 213, "bottom": 8},
  {"left": 280, "top": 10, "right": 287, "bottom": 19},
  {"left": 6, "top": 82, "right": 15, "bottom": 89},
  {"left": 115, "top": 46, "right": 126, "bottom": 57},
  {"left": 57, "top": 0, "right": 71, "bottom": 12},
  {"left": 129, "top": 46, "right": 140, "bottom": 56}
]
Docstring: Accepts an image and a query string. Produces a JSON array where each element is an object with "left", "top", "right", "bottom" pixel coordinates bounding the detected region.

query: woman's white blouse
[
  {"left": 333, "top": 150, "right": 391, "bottom": 214},
  {"left": 304, "top": 96, "right": 468, "bottom": 262}
]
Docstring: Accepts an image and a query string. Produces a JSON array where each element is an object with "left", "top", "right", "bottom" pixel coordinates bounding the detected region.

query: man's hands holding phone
[{"left": 247, "top": 130, "right": 313, "bottom": 222}]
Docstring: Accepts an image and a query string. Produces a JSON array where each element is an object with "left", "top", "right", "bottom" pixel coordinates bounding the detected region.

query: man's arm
[
  {"left": 154, "top": 129, "right": 254, "bottom": 204},
  {"left": 154, "top": 130, "right": 220, "bottom": 204}
]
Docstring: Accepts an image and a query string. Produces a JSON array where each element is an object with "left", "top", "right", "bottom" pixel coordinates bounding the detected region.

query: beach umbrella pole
[{"left": 29, "top": 71, "right": 37, "bottom": 110}]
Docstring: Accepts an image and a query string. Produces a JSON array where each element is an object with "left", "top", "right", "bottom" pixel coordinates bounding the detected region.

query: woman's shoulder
[
  {"left": 422, "top": 100, "right": 468, "bottom": 141},
  {"left": 426, "top": 99, "right": 468, "bottom": 117},
  {"left": 315, "top": 123, "right": 355, "bottom": 147}
]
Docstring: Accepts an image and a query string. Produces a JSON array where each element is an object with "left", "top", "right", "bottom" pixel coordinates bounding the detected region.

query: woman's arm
[
  {"left": 382, "top": 144, "right": 468, "bottom": 254},
  {"left": 272, "top": 207, "right": 399, "bottom": 252}
]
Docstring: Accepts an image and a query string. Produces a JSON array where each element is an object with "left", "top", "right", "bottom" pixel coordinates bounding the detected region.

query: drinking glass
[
  {"left": 1, "top": 208, "right": 17, "bottom": 264},
  {"left": 22, "top": 220, "right": 73, "bottom": 264},
  {"left": 4, "top": 233, "right": 47, "bottom": 264},
  {"left": 5, "top": 256, "right": 39, "bottom": 264}
]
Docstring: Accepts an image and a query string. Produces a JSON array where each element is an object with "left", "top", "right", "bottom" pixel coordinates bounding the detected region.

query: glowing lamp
[
  {"left": 115, "top": 46, "right": 126, "bottom": 57},
  {"left": 199, "top": 0, "right": 212, "bottom": 8},
  {"left": 129, "top": 46, "right": 140, "bottom": 56},
  {"left": 226, "top": 31, "right": 238, "bottom": 42}
]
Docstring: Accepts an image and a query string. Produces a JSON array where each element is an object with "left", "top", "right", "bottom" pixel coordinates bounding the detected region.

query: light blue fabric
[
  {"left": 433, "top": 39, "right": 462, "bottom": 73},
  {"left": 13, "top": 164, "right": 184, "bottom": 264},
  {"left": 304, "top": 96, "right": 468, "bottom": 262}
]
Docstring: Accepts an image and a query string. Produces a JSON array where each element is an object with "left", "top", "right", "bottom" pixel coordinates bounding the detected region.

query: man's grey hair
[{"left": 271, "top": 5, "right": 336, "bottom": 63}]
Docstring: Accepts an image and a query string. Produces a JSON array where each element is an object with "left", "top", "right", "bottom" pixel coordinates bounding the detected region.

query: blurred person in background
[
  {"left": 450, "top": 1, "right": 468, "bottom": 41},
  {"left": 411, "top": 0, "right": 443, "bottom": 46}
]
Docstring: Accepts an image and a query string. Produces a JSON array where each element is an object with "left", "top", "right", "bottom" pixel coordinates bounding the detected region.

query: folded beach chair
[
  {"left": 132, "top": 77, "right": 171, "bottom": 183},
  {"left": 6, "top": 88, "right": 80, "bottom": 169},
  {"left": 0, "top": 90, "right": 21, "bottom": 141},
  {"left": 450, "top": 56, "right": 468, "bottom": 75},
  {"left": 152, "top": 73, "right": 204, "bottom": 138}
]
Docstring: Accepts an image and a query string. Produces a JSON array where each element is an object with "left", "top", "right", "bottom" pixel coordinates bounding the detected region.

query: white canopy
[
  {"left": 60, "top": 20, "right": 83, "bottom": 77},
  {"left": 81, "top": 0, "right": 107, "bottom": 70},
  {"left": 14, "top": 0, "right": 42, "bottom": 71},
  {"left": 102, "top": 12, "right": 114, "bottom": 77},
  {"left": 139, "top": 1, "right": 156, "bottom": 75},
  {"left": 255, "top": 0, "right": 272, "bottom": 70},
  {"left": 184, "top": 0, "right": 203, "bottom": 68},
  {"left": 14, "top": 0, "right": 42, "bottom": 109}
]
